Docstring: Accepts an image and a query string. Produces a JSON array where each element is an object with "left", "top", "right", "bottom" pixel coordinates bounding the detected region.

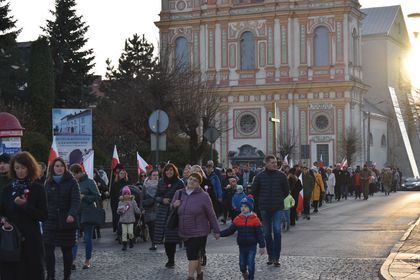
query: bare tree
[
  {"left": 278, "top": 130, "right": 296, "bottom": 162},
  {"left": 342, "top": 127, "right": 362, "bottom": 166}
]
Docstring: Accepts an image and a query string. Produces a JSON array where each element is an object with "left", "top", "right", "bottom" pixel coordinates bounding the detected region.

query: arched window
[
  {"left": 314, "top": 26, "right": 329, "bottom": 67},
  {"left": 240, "top": 31, "right": 255, "bottom": 70},
  {"left": 381, "top": 135, "right": 387, "bottom": 146},
  {"left": 351, "top": 29, "right": 358, "bottom": 66},
  {"left": 175, "top": 37, "right": 189, "bottom": 68},
  {"left": 369, "top": 133, "right": 373, "bottom": 146}
]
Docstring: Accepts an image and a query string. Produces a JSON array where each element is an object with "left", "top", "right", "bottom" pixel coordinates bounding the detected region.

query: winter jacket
[
  {"left": 302, "top": 173, "right": 315, "bottom": 200},
  {"left": 173, "top": 187, "right": 220, "bottom": 239},
  {"left": 251, "top": 169, "right": 290, "bottom": 211},
  {"left": 118, "top": 196, "right": 141, "bottom": 224},
  {"left": 311, "top": 172, "right": 325, "bottom": 201},
  {"left": 326, "top": 173, "right": 336, "bottom": 195},
  {"left": 209, "top": 171, "right": 223, "bottom": 199},
  {"left": 43, "top": 172, "right": 81, "bottom": 246},
  {"left": 220, "top": 212, "right": 265, "bottom": 248},
  {"left": 232, "top": 191, "right": 247, "bottom": 211},
  {"left": 78, "top": 174, "right": 101, "bottom": 210},
  {"left": 110, "top": 179, "right": 129, "bottom": 210},
  {"left": 0, "top": 179, "right": 47, "bottom": 280},
  {"left": 141, "top": 179, "right": 158, "bottom": 223}
]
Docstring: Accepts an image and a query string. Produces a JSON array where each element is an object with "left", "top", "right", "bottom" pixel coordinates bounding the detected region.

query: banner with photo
[{"left": 52, "top": 108, "right": 93, "bottom": 165}]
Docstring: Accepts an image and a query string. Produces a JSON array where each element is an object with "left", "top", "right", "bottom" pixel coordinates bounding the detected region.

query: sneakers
[
  {"left": 149, "top": 245, "right": 157, "bottom": 251},
  {"left": 273, "top": 260, "right": 281, "bottom": 267},
  {"left": 267, "top": 258, "right": 273, "bottom": 265},
  {"left": 197, "top": 272, "right": 204, "bottom": 280},
  {"left": 242, "top": 271, "right": 249, "bottom": 279}
]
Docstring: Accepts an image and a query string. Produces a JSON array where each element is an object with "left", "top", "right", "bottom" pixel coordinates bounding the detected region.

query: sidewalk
[{"left": 380, "top": 216, "right": 420, "bottom": 279}]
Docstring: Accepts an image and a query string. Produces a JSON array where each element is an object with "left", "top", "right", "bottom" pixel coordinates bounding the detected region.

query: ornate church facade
[{"left": 156, "top": 0, "right": 368, "bottom": 167}]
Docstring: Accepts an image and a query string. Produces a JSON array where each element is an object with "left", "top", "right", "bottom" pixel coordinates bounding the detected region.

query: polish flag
[
  {"left": 136, "top": 152, "right": 149, "bottom": 175},
  {"left": 82, "top": 150, "right": 94, "bottom": 179},
  {"left": 48, "top": 137, "right": 59, "bottom": 166},
  {"left": 296, "top": 172, "right": 304, "bottom": 214},
  {"left": 341, "top": 158, "right": 348, "bottom": 170},
  {"left": 111, "top": 145, "right": 120, "bottom": 171},
  {"left": 284, "top": 154, "right": 289, "bottom": 165},
  {"left": 319, "top": 154, "right": 324, "bottom": 168}
]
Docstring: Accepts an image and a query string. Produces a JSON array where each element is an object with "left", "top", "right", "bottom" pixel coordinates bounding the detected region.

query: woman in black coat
[
  {"left": 0, "top": 152, "right": 48, "bottom": 280},
  {"left": 110, "top": 168, "right": 130, "bottom": 233},
  {"left": 153, "top": 163, "right": 184, "bottom": 268},
  {"left": 43, "top": 157, "right": 81, "bottom": 280},
  {"left": 290, "top": 168, "right": 302, "bottom": 226}
]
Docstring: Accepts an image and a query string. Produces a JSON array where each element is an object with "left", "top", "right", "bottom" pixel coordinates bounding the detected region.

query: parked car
[{"left": 401, "top": 177, "right": 420, "bottom": 191}]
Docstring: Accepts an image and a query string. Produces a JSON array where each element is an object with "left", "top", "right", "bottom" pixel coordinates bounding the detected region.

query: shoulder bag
[
  {"left": 166, "top": 190, "right": 182, "bottom": 230},
  {"left": 0, "top": 223, "right": 22, "bottom": 262}
]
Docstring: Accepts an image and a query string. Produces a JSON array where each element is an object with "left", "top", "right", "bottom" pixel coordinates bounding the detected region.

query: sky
[{"left": 9, "top": 0, "right": 420, "bottom": 77}]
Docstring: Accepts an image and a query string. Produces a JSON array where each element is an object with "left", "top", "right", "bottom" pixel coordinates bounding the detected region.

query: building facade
[{"left": 156, "top": 0, "right": 369, "bottom": 167}]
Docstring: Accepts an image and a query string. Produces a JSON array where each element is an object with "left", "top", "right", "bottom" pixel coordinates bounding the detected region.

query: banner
[
  {"left": 0, "top": 137, "right": 21, "bottom": 155},
  {"left": 52, "top": 109, "right": 93, "bottom": 165}
]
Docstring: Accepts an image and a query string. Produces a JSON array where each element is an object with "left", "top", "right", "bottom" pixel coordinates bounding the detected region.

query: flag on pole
[
  {"left": 48, "top": 137, "right": 59, "bottom": 166},
  {"left": 136, "top": 152, "right": 149, "bottom": 175},
  {"left": 284, "top": 154, "right": 289, "bottom": 165},
  {"left": 111, "top": 145, "right": 120, "bottom": 171},
  {"left": 319, "top": 154, "right": 324, "bottom": 168},
  {"left": 296, "top": 172, "right": 304, "bottom": 214},
  {"left": 82, "top": 150, "right": 94, "bottom": 179},
  {"left": 341, "top": 158, "right": 348, "bottom": 169}
]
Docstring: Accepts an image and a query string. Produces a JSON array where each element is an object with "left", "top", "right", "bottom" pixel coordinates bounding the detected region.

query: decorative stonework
[
  {"left": 193, "top": 31, "right": 199, "bottom": 67},
  {"left": 300, "top": 24, "right": 306, "bottom": 64},
  {"left": 228, "top": 20, "right": 266, "bottom": 39},
  {"left": 300, "top": 111, "right": 307, "bottom": 144},
  {"left": 267, "top": 26, "right": 274, "bottom": 65},
  {"left": 308, "top": 16, "right": 335, "bottom": 33},
  {"left": 310, "top": 110, "right": 334, "bottom": 135},
  {"left": 169, "top": 26, "right": 193, "bottom": 43},
  {"left": 234, "top": 108, "right": 261, "bottom": 139},
  {"left": 281, "top": 25, "right": 287, "bottom": 64},
  {"left": 222, "top": 29, "right": 228, "bottom": 68},
  {"left": 309, "top": 103, "right": 334, "bottom": 110},
  {"left": 336, "top": 21, "right": 343, "bottom": 62}
]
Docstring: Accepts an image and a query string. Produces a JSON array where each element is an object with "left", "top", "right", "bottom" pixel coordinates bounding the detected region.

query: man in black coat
[{"left": 251, "top": 155, "right": 289, "bottom": 267}]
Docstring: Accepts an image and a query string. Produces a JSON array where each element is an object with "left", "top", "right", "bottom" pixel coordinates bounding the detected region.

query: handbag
[
  {"left": 81, "top": 204, "right": 105, "bottom": 226},
  {"left": 0, "top": 223, "right": 22, "bottom": 262},
  {"left": 166, "top": 191, "right": 182, "bottom": 230}
]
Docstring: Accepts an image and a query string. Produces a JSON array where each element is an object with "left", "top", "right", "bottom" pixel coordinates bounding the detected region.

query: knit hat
[
  {"left": 122, "top": 186, "right": 131, "bottom": 195},
  {"left": 240, "top": 195, "right": 254, "bottom": 211},
  {"left": 0, "top": 153, "right": 11, "bottom": 164},
  {"left": 236, "top": 185, "right": 244, "bottom": 193}
]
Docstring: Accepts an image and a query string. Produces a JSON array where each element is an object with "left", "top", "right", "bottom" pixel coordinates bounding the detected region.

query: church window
[
  {"left": 381, "top": 135, "right": 387, "bottom": 146},
  {"left": 175, "top": 37, "right": 189, "bottom": 68},
  {"left": 314, "top": 26, "right": 329, "bottom": 67},
  {"left": 240, "top": 31, "right": 255, "bottom": 70},
  {"left": 314, "top": 114, "right": 329, "bottom": 131},
  {"left": 239, "top": 113, "right": 257, "bottom": 135}
]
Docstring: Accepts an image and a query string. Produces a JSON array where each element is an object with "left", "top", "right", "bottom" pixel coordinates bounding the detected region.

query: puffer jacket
[
  {"left": 220, "top": 212, "right": 265, "bottom": 248},
  {"left": 251, "top": 169, "right": 290, "bottom": 211},
  {"left": 311, "top": 172, "right": 325, "bottom": 201},
  {"left": 118, "top": 196, "right": 141, "bottom": 224}
]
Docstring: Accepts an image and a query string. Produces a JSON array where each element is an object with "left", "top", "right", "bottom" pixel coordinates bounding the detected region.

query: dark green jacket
[{"left": 78, "top": 174, "right": 100, "bottom": 210}]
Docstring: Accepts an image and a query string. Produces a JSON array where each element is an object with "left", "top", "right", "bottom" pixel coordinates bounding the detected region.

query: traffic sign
[
  {"left": 148, "top": 110, "right": 169, "bottom": 134},
  {"left": 204, "top": 127, "right": 221, "bottom": 143}
]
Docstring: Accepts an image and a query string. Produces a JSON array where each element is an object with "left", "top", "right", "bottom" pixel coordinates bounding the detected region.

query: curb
[{"left": 379, "top": 216, "right": 420, "bottom": 280}]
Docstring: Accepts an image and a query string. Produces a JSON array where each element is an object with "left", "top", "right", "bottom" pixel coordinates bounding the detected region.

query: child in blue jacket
[
  {"left": 231, "top": 184, "right": 247, "bottom": 219},
  {"left": 221, "top": 195, "right": 265, "bottom": 280}
]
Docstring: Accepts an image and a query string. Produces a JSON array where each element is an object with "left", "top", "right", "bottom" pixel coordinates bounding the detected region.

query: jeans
[
  {"left": 260, "top": 210, "right": 282, "bottom": 261},
  {"left": 280, "top": 209, "right": 290, "bottom": 229},
  {"left": 239, "top": 245, "right": 257, "bottom": 280},
  {"left": 45, "top": 244, "right": 73, "bottom": 279},
  {"left": 72, "top": 224, "right": 94, "bottom": 261}
]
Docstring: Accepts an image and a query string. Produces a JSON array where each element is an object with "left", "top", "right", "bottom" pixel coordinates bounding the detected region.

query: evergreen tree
[
  {"left": 44, "top": 0, "right": 95, "bottom": 108},
  {"left": 0, "top": 0, "right": 25, "bottom": 103},
  {"left": 28, "top": 37, "right": 55, "bottom": 136}
]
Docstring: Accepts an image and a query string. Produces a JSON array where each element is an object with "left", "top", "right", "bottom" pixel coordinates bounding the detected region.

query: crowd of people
[{"left": 0, "top": 151, "right": 404, "bottom": 280}]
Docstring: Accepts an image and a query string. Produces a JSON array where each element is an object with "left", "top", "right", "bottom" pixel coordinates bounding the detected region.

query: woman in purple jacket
[{"left": 172, "top": 172, "right": 220, "bottom": 280}]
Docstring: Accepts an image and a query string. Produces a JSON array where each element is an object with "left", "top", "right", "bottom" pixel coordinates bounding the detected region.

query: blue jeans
[
  {"left": 239, "top": 245, "right": 256, "bottom": 280},
  {"left": 280, "top": 209, "right": 290, "bottom": 228},
  {"left": 260, "top": 210, "right": 282, "bottom": 261},
  {"left": 72, "top": 224, "right": 94, "bottom": 261}
]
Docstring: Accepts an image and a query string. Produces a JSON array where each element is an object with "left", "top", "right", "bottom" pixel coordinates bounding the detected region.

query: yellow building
[{"left": 156, "top": 0, "right": 368, "bottom": 167}]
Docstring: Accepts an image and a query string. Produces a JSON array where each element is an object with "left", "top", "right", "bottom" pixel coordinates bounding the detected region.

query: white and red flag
[
  {"left": 111, "top": 145, "right": 120, "bottom": 171},
  {"left": 296, "top": 172, "right": 304, "bottom": 214},
  {"left": 341, "top": 158, "right": 348, "bottom": 169},
  {"left": 283, "top": 154, "right": 289, "bottom": 165},
  {"left": 319, "top": 154, "right": 324, "bottom": 168},
  {"left": 136, "top": 152, "right": 149, "bottom": 175},
  {"left": 82, "top": 150, "right": 94, "bottom": 179},
  {"left": 48, "top": 137, "right": 59, "bottom": 166}
]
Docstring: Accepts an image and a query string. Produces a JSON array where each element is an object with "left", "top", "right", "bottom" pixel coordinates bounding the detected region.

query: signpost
[
  {"left": 203, "top": 127, "right": 221, "bottom": 161},
  {"left": 148, "top": 110, "right": 169, "bottom": 164}
]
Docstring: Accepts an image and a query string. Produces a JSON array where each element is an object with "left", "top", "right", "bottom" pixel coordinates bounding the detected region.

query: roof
[{"left": 361, "top": 5, "right": 400, "bottom": 36}]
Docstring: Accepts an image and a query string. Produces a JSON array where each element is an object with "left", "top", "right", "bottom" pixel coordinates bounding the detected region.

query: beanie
[
  {"left": 122, "top": 186, "right": 131, "bottom": 195},
  {"left": 240, "top": 195, "right": 254, "bottom": 211},
  {"left": 236, "top": 185, "right": 244, "bottom": 193},
  {"left": 0, "top": 153, "right": 11, "bottom": 164}
]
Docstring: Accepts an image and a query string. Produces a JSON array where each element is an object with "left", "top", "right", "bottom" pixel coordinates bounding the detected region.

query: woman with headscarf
[
  {"left": 0, "top": 152, "right": 48, "bottom": 280},
  {"left": 43, "top": 157, "right": 80, "bottom": 280},
  {"left": 153, "top": 163, "right": 184, "bottom": 268}
]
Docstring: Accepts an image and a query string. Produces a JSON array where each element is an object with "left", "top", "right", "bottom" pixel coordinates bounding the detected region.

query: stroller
[{"left": 117, "top": 185, "right": 149, "bottom": 244}]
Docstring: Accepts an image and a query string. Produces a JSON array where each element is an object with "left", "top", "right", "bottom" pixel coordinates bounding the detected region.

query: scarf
[
  {"left": 53, "top": 175, "right": 63, "bottom": 184},
  {"left": 11, "top": 178, "right": 32, "bottom": 200}
]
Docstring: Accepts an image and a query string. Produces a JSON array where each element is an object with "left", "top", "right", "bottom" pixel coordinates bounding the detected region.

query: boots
[
  {"left": 197, "top": 272, "right": 204, "bottom": 280},
  {"left": 129, "top": 239, "right": 134, "bottom": 248},
  {"left": 96, "top": 227, "right": 101, "bottom": 238},
  {"left": 122, "top": 242, "right": 127, "bottom": 251}
]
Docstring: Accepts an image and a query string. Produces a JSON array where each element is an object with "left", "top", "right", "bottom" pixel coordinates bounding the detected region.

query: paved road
[{"left": 57, "top": 192, "right": 420, "bottom": 279}]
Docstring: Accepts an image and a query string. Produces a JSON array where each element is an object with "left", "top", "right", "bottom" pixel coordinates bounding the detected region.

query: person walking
[
  {"left": 110, "top": 167, "right": 130, "bottom": 233},
  {"left": 153, "top": 163, "right": 184, "bottom": 268},
  {"left": 0, "top": 152, "right": 48, "bottom": 280},
  {"left": 333, "top": 165, "right": 343, "bottom": 201},
  {"left": 142, "top": 170, "right": 159, "bottom": 251},
  {"left": 302, "top": 167, "right": 314, "bottom": 220},
  {"left": 172, "top": 172, "right": 220, "bottom": 280},
  {"left": 220, "top": 195, "right": 265, "bottom": 280},
  {"left": 251, "top": 155, "right": 289, "bottom": 267},
  {"left": 288, "top": 168, "right": 301, "bottom": 226},
  {"left": 360, "top": 165, "right": 371, "bottom": 200},
  {"left": 118, "top": 186, "right": 141, "bottom": 250},
  {"left": 311, "top": 168, "right": 324, "bottom": 213},
  {"left": 44, "top": 157, "right": 81, "bottom": 280},
  {"left": 69, "top": 164, "right": 101, "bottom": 270},
  {"left": 353, "top": 166, "right": 362, "bottom": 199},
  {"left": 325, "top": 168, "right": 336, "bottom": 203},
  {"left": 382, "top": 168, "right": 393, "bottom": 196}
]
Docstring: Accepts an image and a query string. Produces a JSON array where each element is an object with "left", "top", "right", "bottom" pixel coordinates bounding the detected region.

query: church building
[{"left": 156, "top": 0, "right": 368, "bottom": 167}]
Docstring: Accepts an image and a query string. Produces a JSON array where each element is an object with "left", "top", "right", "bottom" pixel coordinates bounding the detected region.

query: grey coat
[
  {"left": 142, "top": 180, "right": 158, "bottom": 223},
  {"left": 118, "top": 196, "right": 141, "bottom": 224}
]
